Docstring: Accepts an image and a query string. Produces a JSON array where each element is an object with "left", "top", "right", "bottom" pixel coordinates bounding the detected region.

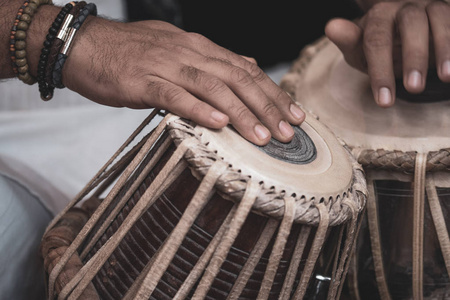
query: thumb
[{"left": 325, "top": 18, "right": 367, "bottom": 73}]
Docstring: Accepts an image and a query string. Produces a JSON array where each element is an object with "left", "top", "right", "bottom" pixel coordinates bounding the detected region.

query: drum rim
[
  {"left": 281, "top": 36, "right": 450, "bottom": 153},
  {"left": 166, "top": 114, "right": 366, "bottom": 226}
]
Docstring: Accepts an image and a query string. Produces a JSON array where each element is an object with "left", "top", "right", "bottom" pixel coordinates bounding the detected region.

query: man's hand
[
  {"left": 325, "top": 0, "right": 450, "bottom": 107},
  {"left": 61, "top": 18, "right": 305, "bottom": 145}
]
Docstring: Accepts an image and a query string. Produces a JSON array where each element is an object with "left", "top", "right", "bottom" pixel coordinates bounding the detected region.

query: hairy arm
[{"left": 1, "top": 1, "right": 305, "bottom": 145}]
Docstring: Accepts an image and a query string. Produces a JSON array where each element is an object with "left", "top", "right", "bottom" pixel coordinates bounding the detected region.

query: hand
[
  {"left": 62, "top": 18, "right": 305, "bottom": 145},
  {"left": 325, "top": 0, "right": 450, "bottom": 107}
]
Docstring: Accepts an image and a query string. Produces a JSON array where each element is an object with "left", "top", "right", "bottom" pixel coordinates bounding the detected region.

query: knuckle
[
  {"left": 364, "top": 31, "right": 392, "bottom": 49},
  {"left": 426, "top": 0, "right": 448, "bottom": 14},
  {"left": 261, "top": 101, "right": 279, "bottom": 116},
  {"left": 190, "top": 101, "right": 204, "bottom": 116},
  {"left": 396, "top": 2, "right": 423, "bottom": 20},
  {"left": 246, "top": 62, "right": 266, "bottom": 82},
  {"left": 273, "top": 88, "right": 290, "bottom": 104},
  {"left": 153, "top": 82, "right": 184, "bottom": 106},
  {"left": 228, "top": 103, "right": 251, "bottom": 121},
  {"left": 180, "top": 65, "right": 200, "bottom": 83},
  {"left": 172, "top": 44, "right": 194, "bottom": 57},
  {"left": 186, "top": 32, "right": 210, "bottom": 44},
  {"left": 369, "top": 2, "right": 393, "bottom": 15},
  {"left": 230, "top": 67, "right": 253, "bottom": 86},
  {"left": 235, "top": 105, "right": 251, "bottom": 120},
  {"left": 203, "top": 76, "right": 226, "bottom": 94}
]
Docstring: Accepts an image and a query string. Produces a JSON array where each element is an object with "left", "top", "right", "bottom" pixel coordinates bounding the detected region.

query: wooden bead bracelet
[{"left": 10, "top": 0, "right": 53, "bottom": 85}]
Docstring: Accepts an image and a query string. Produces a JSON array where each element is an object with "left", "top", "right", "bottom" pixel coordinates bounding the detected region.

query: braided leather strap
[
  {"left": 53, "top": 2, "right": 97, "bottom": 88},
  {"left": 357, "top": 148, "right": 450, "bottom": 173},
  {"left": 44, "top": 2, "right": 86, "bottom": 94},
  {"left": 167, "top": 117, "right": 367, "bottom": 226}
]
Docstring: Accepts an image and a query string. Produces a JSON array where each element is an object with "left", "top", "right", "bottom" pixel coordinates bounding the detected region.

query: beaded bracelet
[
  {"left": 10, "top": 0, "right": 53, "bottom": 85},
  {"left": 38, "top": 2, "right": 87, "bottom": 101},
  {"left": 52, "top": 2, "right": 97, "bottom": 89},
  {"left": 37, "top": 2, "right": 76, "bottom": 100},
  {"left": 45, "top": 2, "right": 86, "bottom": 89},
  {"left": 9, "top": 1, "right": 29, "bottom": 76}
]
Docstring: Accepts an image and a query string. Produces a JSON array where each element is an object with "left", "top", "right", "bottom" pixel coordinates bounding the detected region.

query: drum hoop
[
  {"left": 281, "top": 37, "right": 450, "bottom": 153},
  {"left": 166, "top": 115, "right": 367, "bottom": 226},
  {"left": 353, "top": 147, "right": 450, "bottom": 173}
]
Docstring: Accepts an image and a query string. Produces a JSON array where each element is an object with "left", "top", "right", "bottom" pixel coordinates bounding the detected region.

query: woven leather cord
[
  {"left": 52, "top": 2, "right": 97, "bottom": 88},
  {"left": 356, "top": 148, "right": 450, "bottom": 172},
  {"left": 44, "top": 2, "right": 86, "bottom": 89},
  {"left": 167, "top": 117, "right": 367, "bottom": 226}
]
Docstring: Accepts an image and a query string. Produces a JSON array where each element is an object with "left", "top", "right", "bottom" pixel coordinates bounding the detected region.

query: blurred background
[{"left": 126, "top": 0, "right": 362, "bottom": 70}]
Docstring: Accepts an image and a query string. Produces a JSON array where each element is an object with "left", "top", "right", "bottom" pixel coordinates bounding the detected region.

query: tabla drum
[
  {"left": 40, "top": 108, "right": 366, "bottom": 300},
  {"left": 280, "top": 36, "right": 450, "bottom": 300}
]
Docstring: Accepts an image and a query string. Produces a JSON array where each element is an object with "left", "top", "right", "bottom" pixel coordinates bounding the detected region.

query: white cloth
[
  {"left": 0, "top": 173, "right": 52, "bottom": 300},
  {"left": 0, "top": 0, "right": 137, "bottom": 214}
]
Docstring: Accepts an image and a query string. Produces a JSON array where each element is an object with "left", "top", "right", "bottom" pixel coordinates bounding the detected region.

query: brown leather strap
[
  {"left": 257, "top": 196, "right": 295, "bottom": 300},
  {"left": 425, "top": 177, "right": 450, "bottom": 277},
  {"left": 366, "top": 174, "right": 392, "bottom": 300},
  {"left": 412, "top": 153, "right": 427, "bottom": 300}
]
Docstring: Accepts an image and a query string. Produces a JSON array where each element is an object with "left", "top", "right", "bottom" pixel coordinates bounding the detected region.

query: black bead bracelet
[{"left": 37, "top": 2, "right": 75, "bottom": 100}]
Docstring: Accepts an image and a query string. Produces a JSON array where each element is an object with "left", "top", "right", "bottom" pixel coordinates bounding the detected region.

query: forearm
[{"left": 0, "top": 0, "right": 59, "bottom": 79}]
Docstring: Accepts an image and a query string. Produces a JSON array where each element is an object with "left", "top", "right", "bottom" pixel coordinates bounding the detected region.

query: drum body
[
  {"left": 41, "top": 111, "right": 366, "bottom": 299},
  {"left": 281, "top": 37, "right": 450, "bottom": 300}
]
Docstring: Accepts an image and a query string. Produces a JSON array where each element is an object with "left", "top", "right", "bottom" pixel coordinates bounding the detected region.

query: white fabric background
[{"left": 0, "top": 0, "right": 153, "bottom": 214}]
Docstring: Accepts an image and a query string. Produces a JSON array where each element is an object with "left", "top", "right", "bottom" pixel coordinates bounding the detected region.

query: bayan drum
[
  {"left": 281, "top": 37, "right": 450, "bottom": 300},
  {"left": 40, "top": 109, "right": 366, "bottom": 299}
]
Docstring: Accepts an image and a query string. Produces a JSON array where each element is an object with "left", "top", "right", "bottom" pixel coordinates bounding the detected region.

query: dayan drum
[
  {"left": 281, "top": 37, "right": 450, "bottom": 300},
  {"left": 40, "top": 109, "right": 366, "bottom": 300}
]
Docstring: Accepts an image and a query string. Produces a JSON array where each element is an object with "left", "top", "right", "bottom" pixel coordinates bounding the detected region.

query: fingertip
[
  {"left": 325, "top": 18, "right": 360, "bottom": 47},
  {"left": 210, "top": 110, "right": 229, "bottom": 128},
  {"left": 376, "top": 87, "right": 395, "bottom": 107},
  {"left": 404, "top": 70, "right": 425, "bottom": 94},
  {"left": 241, "top": 55, "right": 258, "bottom": 65},
  {"left": 325, "top": 18, "right": 346, "bottom": 35},
  {"left": 439, "top": 60, "right": 450, "bottom": 82},
  {"left": 278, "top": 120, "right": 295, "bottom": 140},
  {"left": 254, "top": 124, "right": 271, "bottom": 145},
  {"left": 289, "top": 103, "right": 306, "bottom": 124}
]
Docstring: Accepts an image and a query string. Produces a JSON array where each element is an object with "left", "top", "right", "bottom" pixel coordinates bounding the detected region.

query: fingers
[
  {"left": 397, "top": 2, "right": 429, "bottom": 93},
  {"left": 139, "top": 76, "right": 230, "bottom": 129},
  {"left": 181, "top": 33, "right": 306, "bottom": 126},
  {"left": 240, "top": 55, "right": 258, "bottom": 65},
  {"left": 149, "top": 33, "right": 305, "bottom": 145},
  {"left": 175, "top": 62, "right": 299, "bottom": 145},
  {"left": 325, "top": 18, "right": 366, "bottom": 73},
  {"left": 427, "top": 1, "right": 450, "bottom": 83},
  {"left": 363, "top": 3, "right": 398, "bottom": 107},
  {"left": 196, "top": 59, "right": 304, "bottom": 143}
]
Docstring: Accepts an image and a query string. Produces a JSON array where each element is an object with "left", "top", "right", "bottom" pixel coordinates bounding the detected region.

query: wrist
[{"left": 61, "top": 15, "right": 114, "bottom": 97}]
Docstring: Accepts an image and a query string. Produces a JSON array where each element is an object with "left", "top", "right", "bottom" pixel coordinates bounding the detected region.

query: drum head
[
  {"left": 281, "top": 37, "right": 450, "bottom": 153},
  {"left": 166, "top": 110, "right": 359, "bottom": 225}
]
